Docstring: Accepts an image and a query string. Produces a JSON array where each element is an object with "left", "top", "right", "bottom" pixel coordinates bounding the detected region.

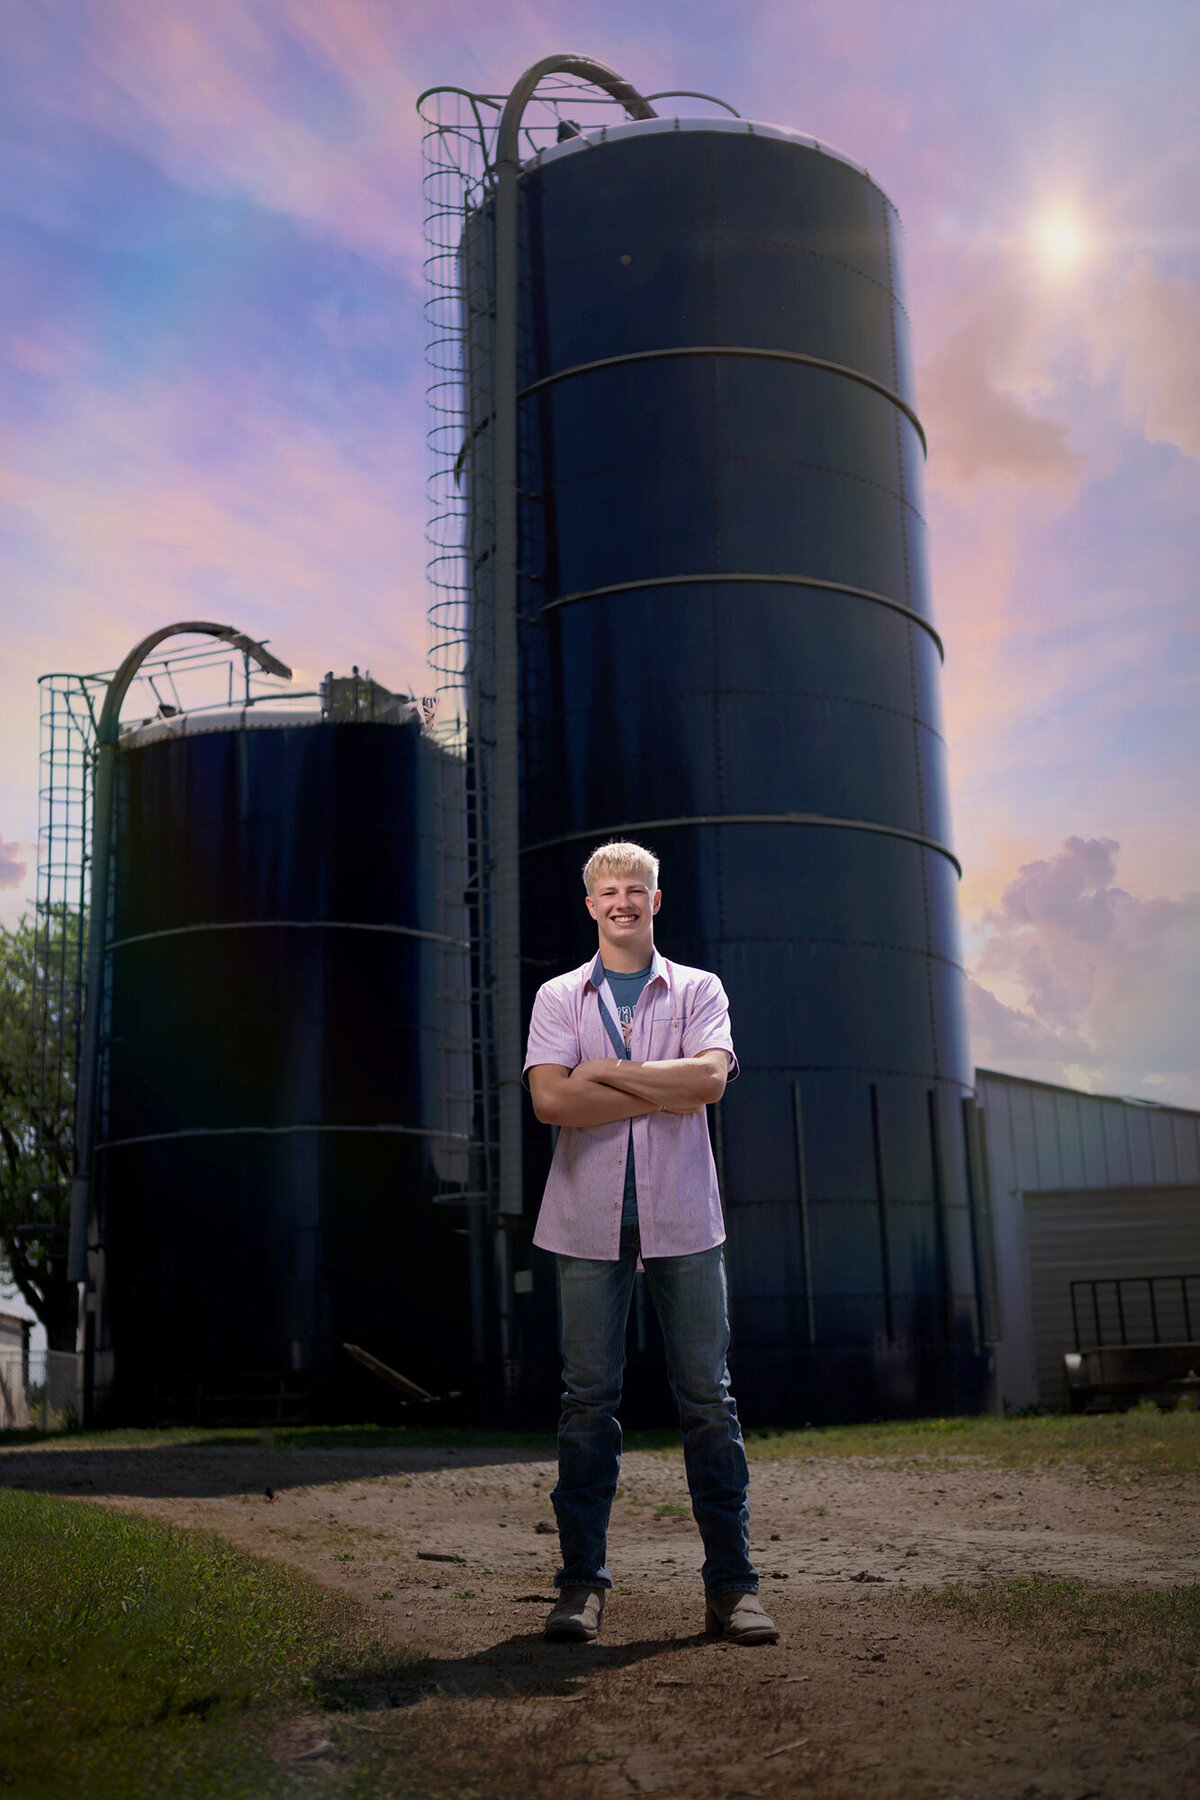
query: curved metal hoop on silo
[
  {"left": 539, "top": 574, "right": 944, "bottom": 660},
  {"left": 520, "top": 814, "right": 962, "bottom": 878},
  {"left": 518, "top": 345, "right": 927, "bottom": 456}
]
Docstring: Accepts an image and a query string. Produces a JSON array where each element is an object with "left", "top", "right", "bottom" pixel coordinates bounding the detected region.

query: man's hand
[{"left": 577, "top": 1050, "right": 729, "bottom": 1112}]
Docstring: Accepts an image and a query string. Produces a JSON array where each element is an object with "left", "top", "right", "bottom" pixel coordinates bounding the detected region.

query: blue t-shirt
[{"left": 602, "top": 963, "right": 654, "bottom": 1229}]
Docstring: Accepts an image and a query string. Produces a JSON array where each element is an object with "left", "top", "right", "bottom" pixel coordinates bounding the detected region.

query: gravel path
[{"left": 4, "top": 1439, "right": 1198, "bottom": 1797}]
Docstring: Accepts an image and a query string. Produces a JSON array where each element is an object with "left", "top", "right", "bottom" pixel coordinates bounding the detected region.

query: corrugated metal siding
[
  {"left": 1127, "top": 1107, "right": 1154, "bottom": 1186},
  {"left": 1024, "top": 1186, "right": 1200, "bottom": 1407},
  {"left": 974, "top": 1071, "right": 1200, "bottom": 1411},
  {"left": 1059, "top": 1095, "right": 1087, "bottom": 1188},
  {"left": 1175, "top": 1115, "right": 1200, "bottom": 1184},
  {"left": 1100, "top": 1101, "right": 1132, "bottom": 1186},
  {"left": 1030, "top": 1088, "right": 1061, "bottom": 1189},
  {"left": 1149, "top": 1111, "right": 1179, "bottom": 1184},
  {"left": 974, "top": 1075, "right": 1038, "bottom": 1405}
]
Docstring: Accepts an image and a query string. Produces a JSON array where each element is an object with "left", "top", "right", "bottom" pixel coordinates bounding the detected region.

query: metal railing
[{"left": 1070, "top": 1274, "right": 1199, "bottom": 1351}]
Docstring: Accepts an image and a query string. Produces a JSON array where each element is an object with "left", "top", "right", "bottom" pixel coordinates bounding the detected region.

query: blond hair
[{"left": 581, "top": 839, "right": 660, "bottom": 896}]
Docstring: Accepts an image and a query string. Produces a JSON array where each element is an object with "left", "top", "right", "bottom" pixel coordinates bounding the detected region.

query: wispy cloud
[
  {"left": 8, "top": 0, "right": 428, "bottom": 267},
  {"left": 1, "top": 374, "right": 429, "bottom": 664},
  {"left": 0, "top": 368, "right": 431, "bottom": 847}
]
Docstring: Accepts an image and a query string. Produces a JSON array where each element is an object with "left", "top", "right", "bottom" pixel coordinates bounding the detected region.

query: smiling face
[{"left": 584, "top": 866, "right": 661, "bottom": 969}]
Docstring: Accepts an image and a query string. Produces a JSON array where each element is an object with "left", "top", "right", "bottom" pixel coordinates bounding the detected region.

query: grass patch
[
  {"left": 0, "top": 1490, "right": 424, "bottom": 1799},
  {"left": 737, "top": 1406, "right": 1200, "bottom": 1476},
  {"left": 900, "top": 1575, "right": 1200, "bottom": 1715}
]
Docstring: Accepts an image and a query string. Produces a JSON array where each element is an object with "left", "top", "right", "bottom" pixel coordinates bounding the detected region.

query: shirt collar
[{"left": 584, "top": 947, "right": 670, "bottom": 991}]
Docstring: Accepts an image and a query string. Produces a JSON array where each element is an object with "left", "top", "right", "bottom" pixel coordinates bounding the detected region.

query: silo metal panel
[
  {"left": 540, "top": 363, "right": 927, "bottom": 609},
  {"left": 886, "top": 1202, "right": 943, "bottom": 1303},
  {"left": 526, "top": 132, "right": 910, "bottom": 389},
  {"left": 800, "top": 1073, "right": 881, "bottom": 1204},
  {"left": 807, "top": 1197, "right": 887, "bottom": 1296},
  {"left": 719, "top": 1075, "right": 798, "bottom": 1208},
  {"left": 944, "top": 1204, "right": 981, "bottom": 1303},
  {"left": 509, "top": 123, "right": 979, "bottom": 1420},
  {"left": 724, "top": 1201, "right": 807, "bottom": 1301}
]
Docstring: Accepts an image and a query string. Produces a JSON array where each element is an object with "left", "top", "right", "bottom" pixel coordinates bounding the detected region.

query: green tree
[{"left": 0, "top": 912, "right": 81, "bottom": 1351}]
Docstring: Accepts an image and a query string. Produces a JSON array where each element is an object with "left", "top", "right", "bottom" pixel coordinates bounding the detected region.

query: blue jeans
[{"left": 552, "top": 1227, "right": 757, "bottom": 1597}]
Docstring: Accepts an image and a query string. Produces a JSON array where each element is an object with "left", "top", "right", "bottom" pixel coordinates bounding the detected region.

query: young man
[{"left": 523, "top": 840, "right": 778, "bottom": 1646}]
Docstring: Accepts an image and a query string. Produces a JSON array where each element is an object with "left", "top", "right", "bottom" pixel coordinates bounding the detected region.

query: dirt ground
[{"left": 3, "top": 1437, "right": 1199, "bottom": 1799}]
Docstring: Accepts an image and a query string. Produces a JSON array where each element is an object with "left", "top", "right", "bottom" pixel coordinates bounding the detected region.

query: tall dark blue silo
[
  {"left": 91, "top": 694, "right": 479, "bottom": 1424},
  {"left": 498, "top": 118, "right": 986, "bottom": 1422}
]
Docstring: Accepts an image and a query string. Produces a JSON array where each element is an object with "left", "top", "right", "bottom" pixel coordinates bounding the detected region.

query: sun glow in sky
[
  {"left": 1, "top": 0, "right": 1199, "bottom": 1105},
  {"left": 1031, "top": 207, "right": 1091, "bottom": 275}
]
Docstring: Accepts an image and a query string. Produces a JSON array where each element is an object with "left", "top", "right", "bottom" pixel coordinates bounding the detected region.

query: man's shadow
[
  {"left": 0, "top": 1439, "right": 552, "bottom": 1499},
  {"left": 312, "top": 1625, "right": 712, "bottom": 1711}
]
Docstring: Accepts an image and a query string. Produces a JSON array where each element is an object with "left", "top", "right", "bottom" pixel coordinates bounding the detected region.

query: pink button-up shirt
[{"left": 523, "top": 947, "right": 738, "bottom": 1260}]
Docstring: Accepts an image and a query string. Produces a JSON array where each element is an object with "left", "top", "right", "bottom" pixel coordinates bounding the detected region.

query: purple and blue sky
[{"left": 2, "top": 0, "right": 1198, "bottom": 1104}]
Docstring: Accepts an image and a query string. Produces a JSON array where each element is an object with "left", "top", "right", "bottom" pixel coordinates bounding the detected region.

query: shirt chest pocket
[{"left": 647, "top": 1016, "right": 684, "bottom": 1056}]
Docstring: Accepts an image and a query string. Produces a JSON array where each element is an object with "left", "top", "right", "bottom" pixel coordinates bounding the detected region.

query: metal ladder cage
[
  {"left": 23, "top": 672, "right": 104, "bottom": 1246},
  {"left": 418, "top": 76, "right": 739, "bottom": 1226},
  {"left": 26, "top": 646, "right": 302, "bottom": 1255},
  {"left": 419, "top": 76, "right": 638, "bottom": 1224}
]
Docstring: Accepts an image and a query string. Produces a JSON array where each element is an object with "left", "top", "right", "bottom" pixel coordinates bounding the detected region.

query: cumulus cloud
[
  {"left": 1089, "top": 256, "right": 1200, "bottom": 461},
  {"left": 968, "top": 836, "right": 1200, "bottom": 1105},
  {"left": 920, "top": 292, "right": 1083, "bottom": 493},
  {"left": 0, "top": 838, "right": 29, "bottom": 889}
]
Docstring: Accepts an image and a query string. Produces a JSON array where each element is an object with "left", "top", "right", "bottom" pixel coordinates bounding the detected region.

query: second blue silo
[
  {"left": 509, "top": 118, "right": 987, "bottom": 1421},
  {"left": 92, "top": 688, "right": 479, "bottom": 1424}
]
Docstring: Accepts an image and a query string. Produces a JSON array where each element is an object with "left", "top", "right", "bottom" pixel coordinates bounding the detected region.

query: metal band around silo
[
  {"left": 95, "top": 1122, "right": 471, "bottom": 1153},
  {"left": 538, "top": 572, "right": 944, "bottom": 661},
  {"left": 521, "top": 812, "right": 962, "bottom": 878},
  {"left": 106, "top": 919, "right": 471, "bottom": 953},
  {"left": 517, "top": 345, "right": 928, "bottom": 455}
]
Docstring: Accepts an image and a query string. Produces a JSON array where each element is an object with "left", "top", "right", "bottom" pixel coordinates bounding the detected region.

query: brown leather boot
[
  {"left": 544, "top": 1586, "right": 606, "bottom": 1642},
  {"left": 705, "top": 1590, "right": 780, "bottom": 1644}
]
